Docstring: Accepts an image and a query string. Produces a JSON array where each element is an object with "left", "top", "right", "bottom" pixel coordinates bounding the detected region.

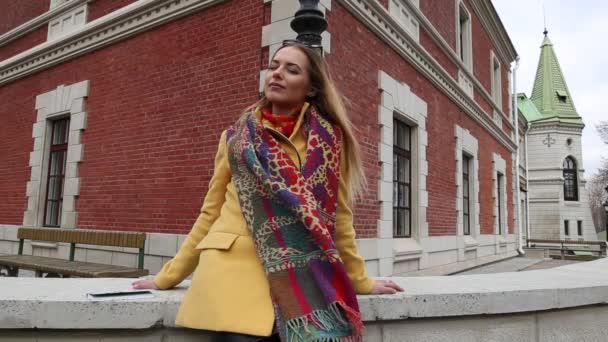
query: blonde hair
[{"left": 248, "top": 43, "right": 366, "bottom": 201}]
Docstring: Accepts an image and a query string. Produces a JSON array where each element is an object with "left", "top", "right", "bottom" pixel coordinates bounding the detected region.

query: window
[
  {"left": 577, "top": 220, "right": 583, "bottom": 236},
  {"left": 497, "top": 172, "right": 504, "bottom": 234},
  {"left": 491, "top": 53, "right": 502, "bottom": 106},
  {"left": 563, "top": 157, "right": 578, "bottom": 201},
  {"left": 556, "top": 90, "right": 568, "bottom": 103},
  {"left": 457, "top": 2, "right": 472, "bottom": 69},
  {"left": 393, "top": 119, "right": 412, "bottom": 238},
  {"left": 44, "top": 118, "right": 70, "bottom": 227},
  {"left": 462, "top": 154, "right": 472, "bottom": 235},
  {"left": 564, "top": 220, "right": 570, "bottom": 236}
]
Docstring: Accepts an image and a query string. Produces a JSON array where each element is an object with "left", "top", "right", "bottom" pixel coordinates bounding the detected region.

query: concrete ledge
[{"left": 1, "top": 258, "right": 607, "bottom": 332}]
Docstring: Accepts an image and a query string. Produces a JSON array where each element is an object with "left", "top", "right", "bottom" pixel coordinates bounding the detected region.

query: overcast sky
[{"left": 493, "top": 0, "right": 607, "bottom": 178}]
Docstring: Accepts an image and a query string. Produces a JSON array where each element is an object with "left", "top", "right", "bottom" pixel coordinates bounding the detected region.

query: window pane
[
  {"left": 463, "top": 200, "right": 469, "bottom": 215},
  {"left": 393, "top": 182, "right": 398, "bottom": 204},
  {"left": 403, "top": 185, "right": 410, "bottom": 207},
  {"left": 463, "top": 215, "right": 470, "bottom": 235},
  {"left": 393, "top": 154, "right": 398, "bottom": 180},
  {"left": 403, "top": 209, "right": 410, "bottom": 237},
  {"left": 463, "top": 179, "right": 469, "bottom": 197}
]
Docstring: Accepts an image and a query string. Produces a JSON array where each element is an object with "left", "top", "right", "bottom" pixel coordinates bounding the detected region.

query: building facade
[
  {"left": 0, "top": 0, "right": 520, "bottom": 276},
  {"left": 518, "top": 33, "right": 596, "bottom": 241}
]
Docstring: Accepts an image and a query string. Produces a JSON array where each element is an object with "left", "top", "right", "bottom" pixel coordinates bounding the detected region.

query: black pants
[{"left": 208, "top": 331, "right": 281, "bottom": 342}]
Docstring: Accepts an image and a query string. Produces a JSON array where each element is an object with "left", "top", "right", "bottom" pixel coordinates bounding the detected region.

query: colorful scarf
[{"left": 226, "top": 105, "right": 363, "bottom": 341}]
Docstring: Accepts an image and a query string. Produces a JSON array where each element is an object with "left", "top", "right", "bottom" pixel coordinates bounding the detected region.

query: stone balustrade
[{"left": 1, "top": 258, "right": 608, "bottom": 341}]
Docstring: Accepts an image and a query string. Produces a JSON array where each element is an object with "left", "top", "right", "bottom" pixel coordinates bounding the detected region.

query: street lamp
[
  {"left": 291, "top": 0, "right": 327, "bottom": 46},
  {"left": 604, "top": 185, "right": 608, "bottom": 243}
]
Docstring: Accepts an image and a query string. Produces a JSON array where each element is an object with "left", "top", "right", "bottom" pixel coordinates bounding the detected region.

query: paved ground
[{"left": 456, "top": 256, "right": 582, "bottom": 275}]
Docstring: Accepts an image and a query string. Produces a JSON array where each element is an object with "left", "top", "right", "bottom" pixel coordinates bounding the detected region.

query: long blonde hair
[{"left": 248, "top": 43, "right": 366, "bottom": 201}]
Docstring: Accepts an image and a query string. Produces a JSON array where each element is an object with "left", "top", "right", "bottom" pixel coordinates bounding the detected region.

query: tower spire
[{"left": 529, "top": 33, "right": 582, "bottom": 124}]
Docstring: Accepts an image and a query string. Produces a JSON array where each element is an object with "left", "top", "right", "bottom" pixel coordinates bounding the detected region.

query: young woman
[{"left": 133, "top": 41, "right": 403, "bottom": 342}]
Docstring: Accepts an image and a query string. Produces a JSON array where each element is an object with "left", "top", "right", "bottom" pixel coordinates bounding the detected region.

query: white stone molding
[
  {"left": 377, "top": 70, "right": 428, "bottom": 276},
  {"left": 338, "top": 0, "right": 516, "bottom": 152},
  {"left": 388, "top": 0, "right": 419, "bottom": 42},
  {"left": 454, "top": 126, "right": 480, "bottom": 238},
  {"left": 47, "top": 3, "right": 88, "bottom": 41},
  {"left": 489, "top": 50, "right": 502, "bottom": 107},
  {"left": 259, "top": 0, "right": 332, "bottom": 92},
  {"left": 457, "top": 69, "right": 474, "bottom": 98},
  {"left": 23, "top": 80, "right": 90, "bottom": 229},
  {"left": 0, "top": 0, "right": 227, "bottom": 86},
  {"left": 492, "top": 153, "right": 507, "bottom": 237},
  {"left": 0, "top": 0, "right": 90, "bottom": 48}
]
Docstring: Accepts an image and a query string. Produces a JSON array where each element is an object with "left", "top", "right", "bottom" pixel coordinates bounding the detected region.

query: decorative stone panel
[{"left": 23, "top": 80, "right": 89, "bottom": 229}]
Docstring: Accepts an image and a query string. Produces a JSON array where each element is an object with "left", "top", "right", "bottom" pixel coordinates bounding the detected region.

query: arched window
[{"left": 563, "top": 157, "right": 578, "bottom": 201}]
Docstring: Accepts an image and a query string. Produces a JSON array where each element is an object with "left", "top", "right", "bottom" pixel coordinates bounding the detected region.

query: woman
[{"left": 133, "top": 41, "right": 403, "bottom": 341}]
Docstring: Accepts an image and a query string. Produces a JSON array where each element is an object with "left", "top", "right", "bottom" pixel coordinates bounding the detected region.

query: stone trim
[
  {"left": 259, "top": 0, "right": 332, "bottom": 92},
  {"left": 23, "top": 80, "right": 89, "bottom": 229},
  {"left": 455, "top": 0, "right": 473, "bottom": 71},
  {"left": 379, "top": 0, "right": 512, "bottom": 126},
  {"left": 0, "top": 0, "right": 90, "bottom": 48},
  {"left": 388, "top": 0, "right": 420, "bottom": 42},
  {"left": 338, "top": 0, "right": 516, "bottom": 152},
  {"left": 377, "top": 70, "right": 428, "bottom": 276},
  {"left": 454, "top": 126, "right": 480, "bottom": 238},
  {"left": 47, "top": 3, "right": 88, "bottom": 41},
  {"left": 492, "top": 153, "right": 507, "bottom": 236},
  {"left": 0, "top": 0, "right": 227, "bottom": 86}
]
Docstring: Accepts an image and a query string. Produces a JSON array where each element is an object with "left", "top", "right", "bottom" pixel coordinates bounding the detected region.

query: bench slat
[
  {"left": 0, "top": 255, "right": 148, "bottom": 278},
  {"left": 18, "top": 228, "right": 146, "bottom": 248}
]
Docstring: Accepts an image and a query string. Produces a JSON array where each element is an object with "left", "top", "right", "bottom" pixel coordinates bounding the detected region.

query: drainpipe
[
  {"left": 512, "top": 56, "right": 525, "bottom": 255},
  {"left": 524, "top": 125, "right": 531, "bottom": 246}
]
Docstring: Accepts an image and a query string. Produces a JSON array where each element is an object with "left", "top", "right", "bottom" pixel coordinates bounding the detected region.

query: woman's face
[{"left": 264, "top": 46, "right": 312, "bottom": 113}]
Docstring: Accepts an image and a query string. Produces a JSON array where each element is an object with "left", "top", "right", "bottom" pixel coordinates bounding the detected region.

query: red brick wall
[
  {"left": 0, "top": 0, "right": 49, "bottom": 35},
  {"left": 0, "top": 0, "right": 263, "bottom": 233},
  {"left": 420, "top": 0, "right": 456, "bottom": 50},
  {"left": 0, "top": 25, "right": 47, "bottom": 61},
  {"left": 328, "top": 2, "right": 513, "bottom": 237}
]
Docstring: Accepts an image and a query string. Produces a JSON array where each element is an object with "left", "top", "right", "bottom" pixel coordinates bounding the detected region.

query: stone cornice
[
  {"left": 398, "top": 0, "right": 513, "bottom": 128},
  {"left": 338, "top": 0, "right": 516, "bottom": 152},
  {"left": 468, "top": 0, "right": 518, "bottom": 65},
  {"left": 0, "top": 0, "right": 226, "bottom": 86},
  {"left": 528, "top": 122, "right": 584, "bottom": 134},
  {"left": 0, "top": 0, "right": 90, "bottom": 48}
]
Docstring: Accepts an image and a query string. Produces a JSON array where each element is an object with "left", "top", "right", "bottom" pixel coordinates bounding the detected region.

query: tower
[{"left": 518, "top": 31, "right": 597, "bottom": 241}]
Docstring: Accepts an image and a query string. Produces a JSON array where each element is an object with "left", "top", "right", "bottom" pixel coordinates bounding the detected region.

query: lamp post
[
  {"left": 604, "top": 185, "right": 608, "bottom": 243},
  {"left": 291, "top": 0, "right": 327, "bottom": 46}
]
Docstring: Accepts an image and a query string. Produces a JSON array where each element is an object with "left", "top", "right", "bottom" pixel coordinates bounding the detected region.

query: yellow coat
[{"left": 154, "top": 104, "right": 375, "bottom": 337}]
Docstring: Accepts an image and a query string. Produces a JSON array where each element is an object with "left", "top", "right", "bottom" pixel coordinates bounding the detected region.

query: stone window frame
[
  {"left": 490, "top": 50, "right": 502, "bottom": 108},
  {"left": 562, "top": 156, "right": 579, "bottom": 202},
  {"left": 492, "top": 153, "right": 507, "bottom": 236},
  {"left": 377, "top": 70, "right": 428, "bottom": 276},
  {"left": 455, "top": 126, "right": 480, "bottom": 238},
  {"left": 455, "top": 0, "right": 473, "bottom": 71},
  {"left": 24, "top": 81, "right": 89, "bottom": 229}
]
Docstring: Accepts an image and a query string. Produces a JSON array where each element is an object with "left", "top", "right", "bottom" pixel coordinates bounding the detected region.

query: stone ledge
[{"left": 1, "top": 258, "right": 607, "bottom": 330}]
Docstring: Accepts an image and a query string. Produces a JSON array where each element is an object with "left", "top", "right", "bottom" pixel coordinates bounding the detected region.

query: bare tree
[
  {"left": 590, "top": 121, "right": 608, "bottom": 233},
  {"left": 588, "top": 174, "right": 607, "bottom": 233}
]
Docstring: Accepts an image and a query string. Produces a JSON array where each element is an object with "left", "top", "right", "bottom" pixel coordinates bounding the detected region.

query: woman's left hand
[{"left": 370, "top": 279, "right": 404, "bottom": 294}]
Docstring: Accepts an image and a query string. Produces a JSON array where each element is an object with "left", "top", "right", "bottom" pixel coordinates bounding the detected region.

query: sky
[{"left": 492, "top": 0, "right": 607, "bottom": 178}]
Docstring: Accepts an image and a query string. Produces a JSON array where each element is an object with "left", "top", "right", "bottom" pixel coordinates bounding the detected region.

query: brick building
[{"left": 0, "top": 0, "right": 520, "bottom": 276}]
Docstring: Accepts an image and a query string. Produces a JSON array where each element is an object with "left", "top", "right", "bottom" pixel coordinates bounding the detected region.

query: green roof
[
  {"left": 529, "top": 33, "right": 583, "bottom": 125},
  {"left": 517, "top": 93, "right": 543, "bottom": 122}
]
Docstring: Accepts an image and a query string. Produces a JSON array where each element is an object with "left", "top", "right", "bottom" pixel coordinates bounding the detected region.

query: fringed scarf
[{"left": 226, "top": 105, "right": 363, "bottom": 342}]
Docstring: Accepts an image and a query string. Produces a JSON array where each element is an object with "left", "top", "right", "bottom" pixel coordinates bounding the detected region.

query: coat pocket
[{"left": 195, "top": 231, "right": 239, "bottom": 250}]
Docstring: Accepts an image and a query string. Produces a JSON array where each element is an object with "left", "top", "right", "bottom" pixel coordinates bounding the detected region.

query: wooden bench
[
  {"left": 0, "top": 227, "right": 149, "bottom": 278},
  {"left": 527, "top": 239, "right": 607, "bottom": 260}
]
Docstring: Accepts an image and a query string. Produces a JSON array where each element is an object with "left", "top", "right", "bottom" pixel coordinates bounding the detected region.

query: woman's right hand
[{"left": 131, "top": 279, "right": 159, "bottom": 290}]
